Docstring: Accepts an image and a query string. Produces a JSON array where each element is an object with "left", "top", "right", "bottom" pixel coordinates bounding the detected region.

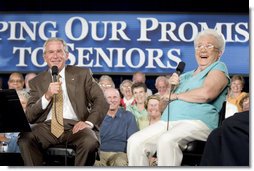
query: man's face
[
  {"left": 44, "top": 40, "right": 69, "bottom": 71},
  {"left": 133, "top": 73, "right": 145, "bottom": 83},
  {"left": 99, "top": 80, "right": 114, "bottom": 92},
  {"left": 8, "top": 74, "right": 24, "bottom": 90},
  {"left": 104, "top": 88, "right": 121, "bottom": 111}
]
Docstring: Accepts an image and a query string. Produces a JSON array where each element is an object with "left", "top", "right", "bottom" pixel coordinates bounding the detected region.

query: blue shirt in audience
[{"left": 100, "top": 108, "right": 138, "bottom": 152}]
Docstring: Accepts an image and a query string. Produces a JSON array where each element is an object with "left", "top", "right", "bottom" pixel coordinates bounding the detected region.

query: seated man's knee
[
  {"left": 111, "top": 158, "right": 128, "bottom": 166},
  {"left": 80, "top": 135, "right": 99, "bottom": 152},
  {"left": 18, "top": 132, "right": 34, "bottom": 146},
  {"left": 110, "top": 153, "right": 128, "bottom": 166}
]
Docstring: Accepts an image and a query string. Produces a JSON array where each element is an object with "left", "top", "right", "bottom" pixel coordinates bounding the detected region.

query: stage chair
[
  {"left": 44, "top": 144, "right": 76, "bottom": 166},
  {"left": 181, "top": 101, "right": 226, "bottom": 166},
  {"left": 44, "top": 143, "right": 99, "bottom": 166}
]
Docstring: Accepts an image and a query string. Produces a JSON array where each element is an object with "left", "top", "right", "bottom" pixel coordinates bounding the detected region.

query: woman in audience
[
  {"left": 227, "top": 75, "right": 247, "bottom": 112},
  {"left": 139, "top": 95, "right": 162, "bottom": 130},
  {"left": 119, "top": 79, "right": 135, "bottom": 109},
  {"left": 126, "top": 82, "right": 148, "bottom": 130},
  {"left": 239, "top": 93, "right": 249, "bottom": 112}
]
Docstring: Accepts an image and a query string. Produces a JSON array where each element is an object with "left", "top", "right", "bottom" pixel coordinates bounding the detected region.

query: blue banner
[{"left": 0, "top": 13, "right": 249, "bottom": 74}]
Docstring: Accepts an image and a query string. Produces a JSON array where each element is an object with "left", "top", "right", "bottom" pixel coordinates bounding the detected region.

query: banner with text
[{"left": 0, "top": 13, "right": 249, "bottom": 74}]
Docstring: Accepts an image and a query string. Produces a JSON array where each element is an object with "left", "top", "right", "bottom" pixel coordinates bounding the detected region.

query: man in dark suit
[
  {"left": 18, "top": 37, "right": 109, "bottom": 166},
  {"left": 200, "top": 110, "right": 249, "bottom": 166}
]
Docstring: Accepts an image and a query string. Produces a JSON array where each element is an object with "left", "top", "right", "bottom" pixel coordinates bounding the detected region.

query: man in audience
[
  {"left": 1, "top": 73, "right": 26, "bottom": 152},
  {"left": 132, "top": 72, "right": 152, "bottom": 96},
  {"left": 8, "top": 72, "right": 25, "bottom": 90},
  {"left": 94, "top": 88, "right": 138, "bottom": 166},
  {"left": 98, "top": 75, "right": 115, "bottom": 92}
]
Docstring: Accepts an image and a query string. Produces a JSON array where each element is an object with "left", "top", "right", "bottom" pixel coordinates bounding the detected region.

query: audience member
[
  {"left": 227, "top": 75, "right": 247, "bottom": 112},
  {"left": 1, "top": 74, "right": 26, "bottom": 152},
  {"left": 24, "top": 72, "right": 37, "bottom": 93},
  {"left": 144, "top": 95, "right": 163, "bottom": 166},
  {"left": 127, "top": 29, "right": 229, "bottom": 166},
  {"left": 119, "top": 79, "right": 135, "bottom": 109},
  {"left": 239, "top": 93, "right": 249, "bottom": 112},
  {"left": 17, "top": 37, "right": 109, "bottom": 166},
  {"left": 94, "top": 88, "right": 138, "bottom": 166},
  {"left": 7, "top": 72, "right": 25, "bottom": 90},
  {"left": 5, "top": 90, "right": 30, "bottom": 153},
  {"left": 126, "top": 82, "right": 148, "bottom": 130},
  {"left": 132, "top": 72, "right": 153, "bottom": 96},
  {"left": 154, "top": 76, "right": 170, "bottom": 97},
  {"left": 98, "top": 75, "right": 115, "bottom": 92},
  {"left": 154, "top": 76, "right": 171, "bottom": 105},
  {"left": 140, "top": 95, "right": 162, "bottom": 130}
]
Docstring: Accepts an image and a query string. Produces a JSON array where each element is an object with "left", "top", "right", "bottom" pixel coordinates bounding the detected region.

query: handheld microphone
[
  {"left": 167, "top": 61, "right": 185, "bottom": 131},
  {"left": 51, "top": 66, "right": 58, "bottom": 82},
  {"left": 51, "top": 65, "right": 64, "bottom": 131},
  {"left": 171, "top": 61, "right": 185, "bottom": 92},
  {"left": 176, "top": 61, "right": 186, "bottom": 76}
]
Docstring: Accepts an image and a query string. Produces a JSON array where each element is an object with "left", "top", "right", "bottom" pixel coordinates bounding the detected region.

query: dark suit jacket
[
  {"left": 26, "top": 65, "right": 109, "bottom": 130},
  {"left": 200, "top": 111, "right": 249, "bottom": 166}
]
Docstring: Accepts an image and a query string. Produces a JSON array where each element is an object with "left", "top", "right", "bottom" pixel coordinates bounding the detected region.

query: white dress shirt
[{"left": 42, "top": 67, "right": 78, "bottom": 121}]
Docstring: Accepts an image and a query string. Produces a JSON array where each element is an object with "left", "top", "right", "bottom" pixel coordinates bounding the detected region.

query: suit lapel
[
  {"left": 42, "top": 71, "right": 53, "bottom": 95},
  {"left": 65, "top": 66, "right": 78, "bottom": 114},
  {"left": 38, "top": 71, "right": 53, "bottom": 115}
]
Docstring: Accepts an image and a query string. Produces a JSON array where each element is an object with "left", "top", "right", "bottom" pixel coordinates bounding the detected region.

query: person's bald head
[{"left": 104, "top": 88, "right": 121, "bottom": 112}]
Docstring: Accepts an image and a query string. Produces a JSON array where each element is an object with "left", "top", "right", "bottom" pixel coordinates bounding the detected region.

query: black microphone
[
  {"left": 51, "top": 65, "right": 64, "bottom": 128},
  {"left": 51, "top": 66, "right": 58, "bottom": 82},
  {"left": 166, "top": 61, "right": 185, "bottom": 131},
  {"left": 171, "top": 61, "right": 185, "bottom": 92},
  {"left": 176, "top": 61, "right": 185, "bottom": 76}
]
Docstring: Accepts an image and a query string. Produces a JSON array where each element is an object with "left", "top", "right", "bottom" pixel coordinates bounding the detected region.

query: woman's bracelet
[{"left": 170, "top": 93, "right": 178, "bottom": 101}]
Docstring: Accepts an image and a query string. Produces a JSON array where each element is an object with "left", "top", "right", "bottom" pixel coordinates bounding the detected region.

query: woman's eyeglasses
[{"left": 195, "top": 44, "right": 219, "bottom": 51}]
